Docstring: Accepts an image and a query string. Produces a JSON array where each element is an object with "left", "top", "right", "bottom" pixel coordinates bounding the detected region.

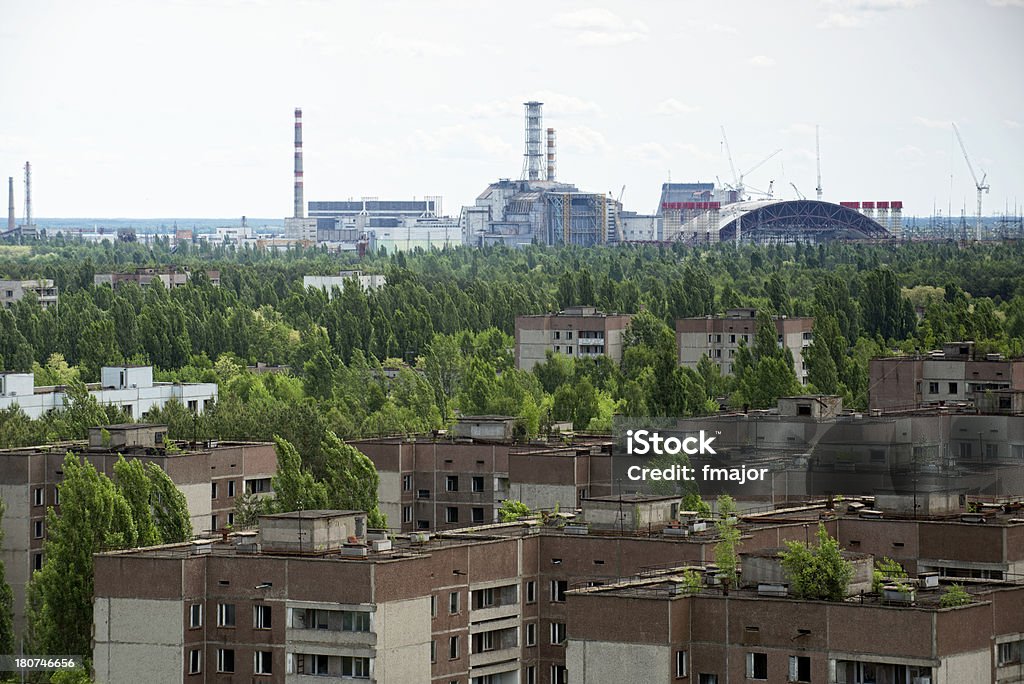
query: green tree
[
  {"left": 28, "top": 454, "right": 138, "bottom": 657},
  {"left": 939, "top": 583, "right": 971, "bottom": 608},
  {"left": 779, "top": 523, "right": 854, "bottom": 601},
  {"left": 320, "top": 432, "right": 387, "bottom": 528},
  {"left": 713, "top": 495, "right": 741, "bottom": 588},
  {"left": 269, "top": 436, "right": 328, "bottom": 513},
  {"left": 498, "top": 500, "right": 532, "bottom": 522}
]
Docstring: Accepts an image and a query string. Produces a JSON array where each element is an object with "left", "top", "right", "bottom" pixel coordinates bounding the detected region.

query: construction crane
[
  {"left": 815, "top": 124, "right": 823, "bottom": 201},
  {"left": 952, "top": 122, "right": 990, "bottom": 241},
  {"left": 791, "top": 182, "right": 806, "bottom": 200},
  {"left": 719, "top": 125, "right": 781, "bottom": 202}
]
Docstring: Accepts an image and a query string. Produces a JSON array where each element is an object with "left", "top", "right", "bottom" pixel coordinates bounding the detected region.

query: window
[
  {"left": 449, "top": 635, "right": 459, "bottom": 660},
  {"left": 788, "top": 655, "right": 810, "bottom": 682},
  {"left": 32, "top": 553, "right": 42, "bottom": 571},
  {"left": 715, "top": 334, "right": 722, "bottom": 343},
  {"left": 216, "top": 649, "right": 234, "bottom": 673},
  {"left": 431, "top": 640, "right": 437, "bottom": 663},
  {"left": 551, "top": 580, "right": 567, "bottom": 602},
  {"left": 227, "top": 512, "right": 234, "bottom": 526},
  {"left": 431, "top": 595, "right": 437, "bottom": 617},
  {"left": 960, "top": 442, "right": 973, "bottom": 459},
  {"left": 551, "top": 665, "right": 568, "bottom": 684},
  {"left": 189, "top": 604, "right": 202, "bottom": 628},
  {"left": 475, "top": 587, "right": 495, "bottom": 609},
  {"left": 403, "top": 506, "right": 413, "bottom": 523},
  {"left": 526, "top": 581, "right": 536, "bottom": 603},
  {"left": 567, "top": 331, "right": 573, "bottom": 340},
  {"left": 550, "top": 622, "right": 566, "bottom": 645},
  {"left": 216, "top": 603, "right": 235, "bottom": 627},
  {"left": 986, "top": 443, "right": 998, "bottom": 460},
  {"left": 929, "top": 382, "right": 939, "bottom": 394},
  {"left": 554, "top": 331, "right": 561, "bottom": 340},
  {"left": 417, "top": 520, "right": 429, "bottom": 530},
  {"left": 747, "top": 652, "right": 768, "bottom": 679},
  {"left": 949, "top": 382, "right": 958, "bottom": 394},
  {"left": 254, "top": 604, "right": 271, "bottom": 629},
  {"left": 228, "top": 480, "right": 236, "bottom": 497},
  {"left": 188, "top": 649, "right": 202, "bottom": 674},
  {"left": 869, "top": 449, "right": 886, "bottom": 463},
  {"left": 246, "top": 477, "right": 271, "bottom": 493},
  {"left": 188, "top": 399, "right": 199, "bottom": 413},
  {"left": 341, "top": 656, "right": 369, "bottom": 678},
  {"left": 310, "top": 655, "right": 329, "bottom": 675},
  {"left": 54, "top": 488, "right": 59, "bottom": 506},
  {"left": 210, "top": 515, "right": 218, "bottom": 531},
  {"left": 33, "top": 488, "right": 44, "bottom": 507},
  {"left": 526, "top": 666, "right": 536, "bottom": 684},
  {"left": 342, "top": 610, "right": 370, "bottom": 632},
  {"left": 446, "top": 475, "right": 459, "bottom": 492},
  {"left": 998, "top": 640, "right": 1022, "bottom": 665},
  {"left": 567, "top": 346, "right": 573, "bottom": 355},
  {"left": 211, "top": 482, "right": 218, "bottom": 499},
  {"left": 676, "top": 651, "right": 689, "bottom": 678},
  {"left": 33, "top": 520, "right": 43, "bottom": 539},
  {"left": 526, "top": 622, "right": 537, "bottom": 646},
  {"left": 403, "top": 474, "right": 413, "bottom": 491},
  {"left": 699, "top": 676, "right": 718, "bottom": 684},
  {"left": 418, "top": 489, "right": 430, "bottom": 499},
  {"left": 254, "top": 651, "right": 272, "bottom": 675},
  {"left": 476, "top": 630, "right": 496, "bottom": 652},
  {"left": 446, "top": 507, "right": 459, "bottom": 523},
  {"left": 730, "top": 334, "right": 736, "bottom": 343},
  {"left": 472, "top": 476, "right": 485, "bottom": 492},
  {"left": 472, "top": 507, "right": 485, "bottom": 523},
  {"left": 449, "top": 591, "right": 460, "bottom": 614}
]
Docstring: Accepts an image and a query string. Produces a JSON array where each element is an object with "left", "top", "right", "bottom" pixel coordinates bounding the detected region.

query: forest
[{"left": 2, "top": 238, "right": 1023, "bottom": 458}]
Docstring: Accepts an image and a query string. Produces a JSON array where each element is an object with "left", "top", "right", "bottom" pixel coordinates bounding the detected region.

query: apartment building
[
  {"left": 93, "top": 267, "right": 221, "bottom": 289},
  {"left": 676, "top": 308, "right": 814, "bottom": 383},
  {"left": 0, "top": 278, "right": 58, "bottom": 309},
  {"left": 354, "top": 420, "right": 613, "bottom": 532},
  {"left": 869, "top": 341, "right": 1024, "bottom": 412},
  {"left": 0, "top": 423, "right": 276, "bottom": 635},
  {"left": 303, "top": 270, "right": 387, "bottom": 295},
  {"left": 0, "top": 364, "right": 217, "bottom": 420},
  {"left": 566, "top": 570, "right": 1023, "bottom": 683},
  {"left": 515, "top": 307, "right": 633, "bottom": 371}
]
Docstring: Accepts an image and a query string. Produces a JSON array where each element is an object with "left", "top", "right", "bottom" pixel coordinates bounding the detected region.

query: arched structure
[{"left": 717, "top": 199, "right": 892, "bottom": 243}]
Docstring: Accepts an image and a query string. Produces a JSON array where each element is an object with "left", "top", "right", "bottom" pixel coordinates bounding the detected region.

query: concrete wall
[
  {"left": 0, "top": 482, "right": 30, "bottom": 636},
  {"left": 375, "top": 596, "right": 432, "bottom": 683},
  {"left": 509, "top": 482, "right": 577, "bottom": 512},
  {"left": 93, "top": 597, "right": 183, "bottom": 684},
  {"left": 937, "top": 650, "right": 990, "bottom": 684},
  {"left": 566, "top": 640, "right": 670, "bottom": 683},
  {"left": 377, "top": 470, "right": 402, "bottom": 530}
]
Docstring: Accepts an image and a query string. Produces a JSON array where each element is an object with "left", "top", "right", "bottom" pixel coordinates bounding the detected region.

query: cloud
[
  {"left": 434, "top": 101, "right": 519, "bottom": 120},
  {"left": 782, "top": 123, "right": 818, "bottom": 137},
  {"left": 557, "top": 125, "right": 609, "bottom": 154},
  {"left": 989, "top": 0, "right": 1024, "bottom": 6},
  {"left": 913, "top": 116, "right": 950, "bottom": 129},
  {"left": 675, "top": 143, "right": 717, "bottom": 163},
  {"left": 406, "top": 124, "right": 517, "bottom": 160},
  {"left": 817, "top": 12, "right": 865, "bottom": 28},
  {"left": 624, "top": 142, "right": 673, "bottom": 163},
  {"left": 655, "top": 98, "right": 699, "bottom": 115},
  {"left": 748, "top": 55, "right": 776, "bottom": 68},
  {"left": 550, "top": 8, "right": 649, "bottom": 46},
  {"left": 1004, "top": 119, "right": 1022, "bottom": 129},
  {"left": 372, "top": 32, "right": 463, "bottom": 58},
  {"left": 895, "top": 144, "right": 926, "bottom": 160},
  {"left": 528, "top": 91, "right": 604, "bottom": 118}
]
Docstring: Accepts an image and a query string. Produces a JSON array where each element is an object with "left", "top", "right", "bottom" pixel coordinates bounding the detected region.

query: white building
[
  {"left": 303, "top": 271, "right": 387, "bottom": 296},
  {"left": 0, "top": 365, "right": 217, "bottom": 419}
]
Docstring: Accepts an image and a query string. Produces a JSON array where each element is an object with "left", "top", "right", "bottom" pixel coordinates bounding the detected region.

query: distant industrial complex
[{"left": 4, "top": 103, "right": 1022, "bottom": 249}]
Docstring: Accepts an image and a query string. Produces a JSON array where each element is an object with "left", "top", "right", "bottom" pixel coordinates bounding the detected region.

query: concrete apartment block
[
  {"left": 0, "top": 278, "right": 58, "bottom": 309},
  {"left": 515, "top": 307, "right": 633, "bottom": 371}
]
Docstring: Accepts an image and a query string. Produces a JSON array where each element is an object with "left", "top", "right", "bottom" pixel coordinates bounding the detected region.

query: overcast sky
[{"left": 1, "top": 0, "right": 1021, "bottom": 219}]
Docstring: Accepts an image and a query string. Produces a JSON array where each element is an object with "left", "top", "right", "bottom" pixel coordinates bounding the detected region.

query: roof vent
[{"left": 859, "top": 509, "right": 884, "bottom": 519}]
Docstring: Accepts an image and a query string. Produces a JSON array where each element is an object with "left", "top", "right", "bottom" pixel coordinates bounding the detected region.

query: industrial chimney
[
  {"left": 7, "top": 177, "right": 14, "bottom": 231},
  {"left": 546, "top": 128, "right": 557, "bottom": 182},
  {"left": 23, "top": 162, "right": 31, "bottom": 228},
  {"left": 293, "top": 108, "right": 304, "bottom": 219},
  {"left": 521, "top": 101, "right": 543, "bottom": 182}
]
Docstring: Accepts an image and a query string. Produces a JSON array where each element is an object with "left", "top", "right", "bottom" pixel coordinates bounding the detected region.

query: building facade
[
  {"left": 93, "top": 267, "right": 220, "bottom": 289},
  {"left": 0, "top": 278, "right": 57, "bottom": 309},
  {"left": 515, "top": 307, "right": 633, "bottom": 372},
  {"left": 676, "top": 308, "right": 814, "bottom": 383},
  {"left": 869, "top": 342, "right": 1024, "bottom": 412},
  {"left": 0, "top": 424, "right": 276, "bottom": 634},
  {"left": 0, "top": 365, "right": 218, "bottom": 420},
  {"left": 303, "top": 271, "right": 387, "bottom": 296}
]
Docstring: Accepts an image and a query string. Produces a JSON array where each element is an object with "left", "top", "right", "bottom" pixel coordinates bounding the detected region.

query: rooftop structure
[
  {"left": 715, "top": 199, "right": 894, "bottom": 244},
  {"left": 516, "top": 307, "right": 634, "bottom": 371},
  {"left": 0, "top": 365, "right": 217, "bottom": 420}
]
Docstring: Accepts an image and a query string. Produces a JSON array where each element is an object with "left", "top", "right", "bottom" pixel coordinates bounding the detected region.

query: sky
[{"left": 0, "top": 0, "right": 1022, "bottom": 219}]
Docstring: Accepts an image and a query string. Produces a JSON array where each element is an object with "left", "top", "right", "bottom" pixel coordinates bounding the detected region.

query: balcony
[{"left": 469, "top": 646, "right": 519, "bottom": 669}]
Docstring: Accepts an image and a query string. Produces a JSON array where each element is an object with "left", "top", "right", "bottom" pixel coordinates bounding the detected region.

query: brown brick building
[{"left": 515, "top": 307, "right": 633, "bottom": 371}]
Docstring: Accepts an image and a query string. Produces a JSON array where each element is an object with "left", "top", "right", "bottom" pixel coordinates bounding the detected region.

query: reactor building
[{"left": 461, "top": 102, "right": 623, "bottom": 248}]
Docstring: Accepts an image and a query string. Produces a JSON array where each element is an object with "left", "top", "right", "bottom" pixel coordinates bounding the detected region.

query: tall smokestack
[
  {"left": 7, "top": 177, "right": 14, "bottom": 231},
  {"left": 24, "top": 162, "right": 31, "bottom": 227},
  {"left": 546, "top": 127, "right": 557, "bottom": 182},
  {"left": 521, "top": 101, "right": 543, "bottom": 181},
  {"left": 293, "top": 108, "right": 304, "bottom": 219}
]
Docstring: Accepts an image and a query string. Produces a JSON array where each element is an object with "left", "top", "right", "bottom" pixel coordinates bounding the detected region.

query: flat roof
[{"left": 261, "top": 510, "right": 364, "bottom": 520}]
